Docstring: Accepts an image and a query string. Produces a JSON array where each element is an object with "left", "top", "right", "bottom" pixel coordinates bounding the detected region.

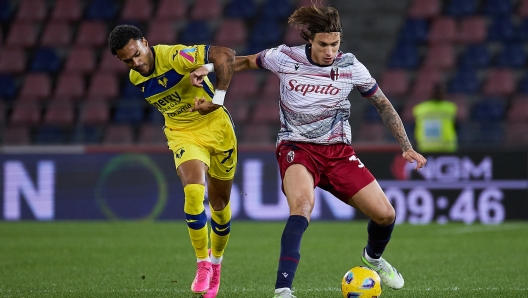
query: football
[{"left": 341, "top": 266, "right": 382, "bottom": 298}]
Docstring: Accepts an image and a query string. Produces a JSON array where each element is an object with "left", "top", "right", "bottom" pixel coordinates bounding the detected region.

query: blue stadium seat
[
  {"left": 398, "top": 19, "right": 428, "bottom": 44},
  {"left": 519, "top": 19, "right": 528, "bottom": 41},
  {"left": 247, "top": 20, "right": 282, "bottom": 54},
  {"left": 147, "top": 106, "right": 165, "bottom": 124},
  {"left": 179, "top": 21, "right": 210, "bottom": 45},
  {"left": 448, "top": 69, "right": 479, "bottom": 94},
  {"left": 72, "top": 126, "right": 103, "bottom": 144},
  {"left": 113, "top": 100, "right": 144, "bottom": 125},
  {"left": 487, "top": 17, "right": 518, "bottom": 42},
  {"left": 387, "top": 45, "right": 419, "bottom": 69},
  {"left": 0, "top": 0, "right": 12, "bottom": 21},
  {"left": 121, "top": 81, "right": 143, "bottom": 99},
  {"left": 86, "top": 0, "right": 118, "bottom": 20},
  {"left": 225, "top": 0, "right": 257, "bottom": 18},
  {"left": 0, "top": 74, "right": 16, "bottom": 99},
  {"left": 260, "top": 0, "right": 293, "bottom": 20},
  {"left": 30, "top": 47, "right": 61, "bottom": 73},
  {"left": 446, "top": 0, "right": 478, "bottom": 17},
  {"left": 459, "top": 44, "right": 490, "bottom": 70},
  {"left": 35, "top": 126, "right": 69, "bottom": 144},
  {"left": 363, "top": 105, "right": 382, "bottom": 123},
  {"left": 518, "top": 75, "right": 528, "bottom": 93},
  {"left": 484, "top": 0, "right": 513, "bottom": 17},
  {"left": 495, "top": 43, "right": 527, "bottom": 68},
  {"left": 470, "top": 98, "right": 505, "bottom": 123}
]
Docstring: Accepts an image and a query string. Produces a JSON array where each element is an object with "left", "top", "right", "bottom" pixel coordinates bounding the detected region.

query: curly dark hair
[
  {"left": 288, "top": 4, "right": 342, "bottom": 42},
  {"left": 108, "top": 24, "right": 143, "bottom": 55}
]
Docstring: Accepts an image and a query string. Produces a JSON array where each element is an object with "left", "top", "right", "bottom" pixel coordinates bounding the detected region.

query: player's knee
[
  {"left": 184, "top": 184, "right": 206, "bottom": 214},
  {"left": 288, "top": 195, "right": 314, "bottom": 219},
  {"left": 373, "top": 205, "right": 396, "bottom": 226}
]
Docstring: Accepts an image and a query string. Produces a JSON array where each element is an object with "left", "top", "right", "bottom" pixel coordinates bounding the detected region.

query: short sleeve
[
  {"left": 169, "top": 44, "right": 210, "bottom": 73},
  {"left": 256, "top": 45, "right": 287, "bottom": 74},
  {"left": 352, "top": 59, "right": 379, "bottom": 97}
]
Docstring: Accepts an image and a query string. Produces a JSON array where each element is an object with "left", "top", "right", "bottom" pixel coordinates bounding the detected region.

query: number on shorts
[{"left": 221, "top": 148, "right": 234, "bottom": 164}]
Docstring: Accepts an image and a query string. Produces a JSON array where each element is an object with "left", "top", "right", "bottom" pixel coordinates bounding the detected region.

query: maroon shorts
[{"left": 276, "top": 141, "right": 376, "bottom": 202}]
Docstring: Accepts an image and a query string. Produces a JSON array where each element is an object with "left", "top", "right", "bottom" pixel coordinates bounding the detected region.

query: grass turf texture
[{"left": 1, "top": 221, "right": 527, "bottom": 297}]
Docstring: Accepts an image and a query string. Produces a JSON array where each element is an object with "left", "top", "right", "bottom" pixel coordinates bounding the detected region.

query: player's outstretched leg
[
  {"left": 204, "top": 201, "right": 232, "bottom": 298},
  {"left": 360, "top": 219, "right": 404, "bottom": 289},
  {"left": 272, "top": 215, "right": 308, "bottom": 298},
  {"left": 184, "top": 184, "right": 212, "bottom": 294}
]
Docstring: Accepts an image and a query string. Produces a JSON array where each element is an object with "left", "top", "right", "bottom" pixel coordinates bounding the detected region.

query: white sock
[
  {"left": 210, "top": 254, "right": 223, "bottom": 265},
  {"left": 197, "top": 257, "right": 211, "bottom": 263}
]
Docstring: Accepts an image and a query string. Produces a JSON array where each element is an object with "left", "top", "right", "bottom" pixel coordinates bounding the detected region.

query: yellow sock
[
  {"left": 210, "top": 201, "right": 232, "bottom": 259},
  {"left": 184, "top": 184, "right": 208, "bottom": 259}
]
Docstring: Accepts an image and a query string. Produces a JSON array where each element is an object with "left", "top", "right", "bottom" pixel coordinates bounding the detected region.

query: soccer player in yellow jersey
[{"left": 108, "top": 24, "right": 236, "bottom": 298}]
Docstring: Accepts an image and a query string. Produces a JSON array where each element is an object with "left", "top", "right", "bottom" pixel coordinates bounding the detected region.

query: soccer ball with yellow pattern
[{"left": 341, "top": 266, "right": 382, "bottom": 298}]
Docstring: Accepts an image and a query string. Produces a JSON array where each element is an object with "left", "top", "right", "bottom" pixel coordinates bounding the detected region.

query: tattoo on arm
[
  {"left": 208, "top": 46, "right": 235, "bottom": 90},
  {"left": 367, "top": 88, "right": 413, "bottom": 151}
]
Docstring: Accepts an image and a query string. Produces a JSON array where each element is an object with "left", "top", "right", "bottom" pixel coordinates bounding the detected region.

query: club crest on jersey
[
  {"left": 330, "top": 67, "right": 340, "bottom": 81},
  {"left": 157, "top": 76, "right": 168, "bottom": 88},
  {"left": 287, "top": 150, "right": 295, "bottom": 163}
]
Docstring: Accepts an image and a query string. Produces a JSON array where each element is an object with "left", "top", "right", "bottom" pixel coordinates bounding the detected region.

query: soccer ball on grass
[{"left": 341, "top": 266, "right": 382, "bottom": 298}]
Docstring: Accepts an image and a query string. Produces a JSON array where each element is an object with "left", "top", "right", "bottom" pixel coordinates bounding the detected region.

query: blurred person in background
[
  {"left": 190, "top": 4, "right": 427, "bottom": 298},
  {"left": 108, "top": 24, "right": 236, "bottom": 298},
  {"left": 413, "top": 84, "right": 458, "bottom": 153}
]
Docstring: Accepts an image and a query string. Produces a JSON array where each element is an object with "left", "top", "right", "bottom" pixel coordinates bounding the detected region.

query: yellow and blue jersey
[{"left": 129, "top": 44, "right": 217, "bottom": 129}]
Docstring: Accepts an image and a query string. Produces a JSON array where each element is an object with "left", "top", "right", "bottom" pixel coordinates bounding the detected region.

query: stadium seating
[
  {"left": 379, "top": 69, "right": 409, "bottom": 96},
  {"left": 86, "top": 0, "right": 118, "bottom": 20},
  {"left": 121, "top": 0, "right": 153, "bottom": 22},
  {"left": 53, "top": 72, "right": 85, "bottom": 100},
  {"left": 35, "top": 126, "right": 69, "bottom": 144},
  {"left": 484, "top": 0, "right": 513, "bottom": 17},
  {"left": 214, "top": 19, "right": 247, "bottom": 48},
  {"left": 18, "top": 72, "right": 52, "bottom": 101},
  {"left": 30, "top": 47, "right": 62, "bottom": 73},
  {"left": 63, "top": 47, "right": 96, "bottom": 74},
  {"left": 190, "top": 0, "right": 221, "bottom": 20},
  {"left": 448, "top": 0, "right": 478, "bottom": 17},
  {"left": 225, "top": 0, "right": 257, "bottom": 19},
  {"left": 155, "top": 0, "right": 186, "bottom": 20},
  {"left": 457, "top": 17, "right": 487, "bottom": 44},
  {"left": 0, "top": 0, "right": 13, "bottom": 21},
  {"left": 86, "top": 73, "right": 119, "bottom": 100},
  {"left": 137, "top": 124, "right": 167, "bottom": 145},
  {"left": 408, "top": 0, "right": 440, "bottom": 19},
  {"left": 178, "top": 21, "right": 210, "bottom": 45},
  {"left": 43, "top": 101, "right": 75, "bottom": 126},
  {"left": 9, "top": 102, "right": 41, "bottom": 126},
  {"left": 50, "top": 0, "right": 82, "bottom": 22},
  {"left": 241, "top": 124, "right": 275, "bottom": 145},
  {"left": 5, "top": 21, "right": 37, "bottom": 48},
  {"left": 284, "top": 27, "right": 305, "bottom": 47},
  {"left": 113, "top": 100, "right": 145, "bottom": 125},
  {"left": 398, "top": 19, "right": 429, "bottom": 44},
  {"left": 458, "top": 44, "right": 491, "bottom": 69},
  {"left": 427, "top": 17, "right": 456, "bottom": 44},
  {"left": 519, "top": 0, "right": 528, "bottom": 17},
  {"left": 251, "top": 99, "right": 281, "bottom": 125},
  {"left": 40, "top": 21, "right": 72, "bottom": 47},
  {"left": 495, "top": 43, "right": 527, "bottom": 68},
  {"left": 226, "top": 72, "right": 260, "bottom": 99},
  {"left": 260, "top": 0, "right": 294, "bottom": 20},
  {"left": 387, "top": 45, "right": 419, "bottom": 69},
  {"left": 448, "top": 69, "right": 479, "bottom": 94},
  {"left": 487, "top": 17, "right": 517, "bottom": 42},
  {"left": 79, "top": 101, "right": 110, "bottom": 125},
  {"left": 422, "top": 44, "right": 455, "bottom": 70},
  {"left": 0, "top": 47, "right": 26, "bottom": 74},
  {"left": 98, "top": 50, "right": 129, "bottom": 74},
  {"left": 102, "top": 124, "right": 135, "bottom": 145},
  {"left": 504, "top": 123, "right": 528, "bottom": 147},
  {"left": 2, "top": 126, "right": 31, "bottom": 145},
  {"left": 75, "top": 20, "right": 108, "bottom": 47},
  {"left": 355, "top": 123, "right": 387, "bottom": 143},
  {"left": 0, "top": 75, "right": 17, "bottom": 99},
  {"left": 72, "top": 126, "right": 103, "bottom": 144},
  {"left": 483, "top": 69, "right": 515, "bottom": 96},
  {"left": 147, "top": 20, "right": 177, "bottom": 45},
  {"left": 506, "top": 95, "right": 528, "bottom": 123},
  {"left": 15, "top": 0, "right": 47, "bottom": 22}
]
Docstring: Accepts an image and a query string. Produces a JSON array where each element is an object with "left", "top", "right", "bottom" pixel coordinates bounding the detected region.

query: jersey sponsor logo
[
  {"left": 330, "top": 66, "right": 339, "bottom": 81},
  {"left": 287, "top": 79, "right": 341, "bottom": 96},
  {"left": 152, "top": 91, "right": 182, "bottom": 111},
  {"left": 157, "top": 76, "right": 168, "bottom": 88},
  {"left": 287, "top": 150, "right": 295, "bottom": 163},
  {"left": 175, "top": 148, "right": 185, "bottom": 159},
  {"left": 166, "top": 103, "right": 192, "bottom": 117},
  {"left": 180, "top": 48, "right": 196, "bottom": 63}
]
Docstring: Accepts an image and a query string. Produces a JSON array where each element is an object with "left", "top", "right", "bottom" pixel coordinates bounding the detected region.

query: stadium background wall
[{"left": 1, "top": 146, "right": 527, "bottom": 223}]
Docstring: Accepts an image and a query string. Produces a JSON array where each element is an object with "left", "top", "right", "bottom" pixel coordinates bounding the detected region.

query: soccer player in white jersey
[{"left": 190, "top": 4, "right": 427, "bottom": 298}]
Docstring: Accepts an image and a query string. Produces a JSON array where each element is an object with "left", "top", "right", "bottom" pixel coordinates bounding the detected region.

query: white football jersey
[{"left": 257, "top": 44, "right": 379, "bottom": 145}]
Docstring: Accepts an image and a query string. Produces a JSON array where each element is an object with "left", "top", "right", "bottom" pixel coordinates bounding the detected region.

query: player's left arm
[
  {"left": 366, "top": 88, "right": 427, "bottom": 170},
  {"left": 189, "top": 46, "right": 235, "bottom": 114}
]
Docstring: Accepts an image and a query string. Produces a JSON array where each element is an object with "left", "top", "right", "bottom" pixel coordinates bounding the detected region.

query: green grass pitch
[{"left": 1, "top": 221, "right": 527, "bottom": 297}]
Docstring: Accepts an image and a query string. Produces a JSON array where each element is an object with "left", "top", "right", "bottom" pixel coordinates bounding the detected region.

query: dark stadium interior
[{"left": 0, "top": 0, "right": 527, "bottom": 149}]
